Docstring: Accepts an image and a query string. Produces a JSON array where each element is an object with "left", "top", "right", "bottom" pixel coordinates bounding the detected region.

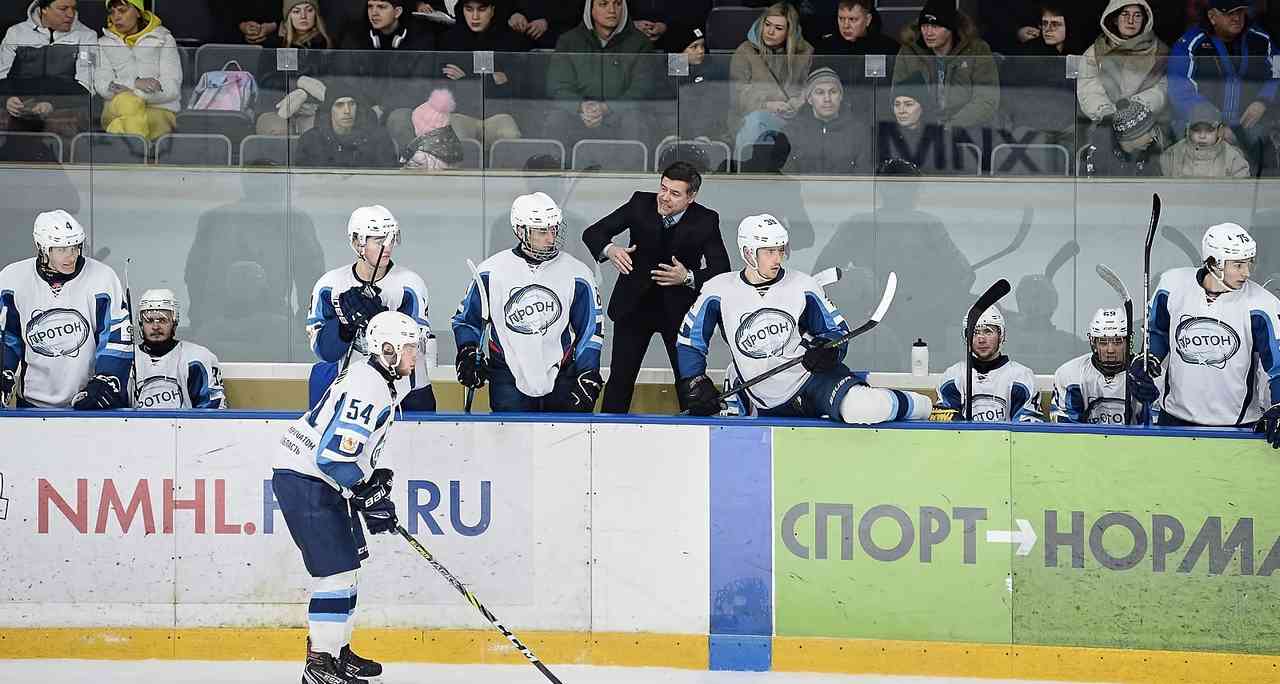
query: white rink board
[{"left": 0, "top": 417, "right": 709, "bottom": 635}]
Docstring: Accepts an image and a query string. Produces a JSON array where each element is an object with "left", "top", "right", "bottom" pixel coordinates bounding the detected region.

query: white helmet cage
[
  {"left": 138, "top": 288, "right": 180, "bottom": 325},
  {"left": 33, "top": 209, "right": 86, "bottom": 259},
  {"left": 510, "top": 192, "right": 564, "bottom": 261},
  {"left": 365, "top": 311, "right": 420, "bottom": 375},
  {"left": 962, "top": 305, "right": 1006, "bottom": 352},
  {"left": 737, "top": 214, "right": 789, "bottom": 270},
  {"left": 347, "top": 205, "right": 401, "bottom": 261}
]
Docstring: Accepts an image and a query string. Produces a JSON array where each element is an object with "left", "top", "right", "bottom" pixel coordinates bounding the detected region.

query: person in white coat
[
  {"left": 0, "top": 0, "right": 98, "bottom": 143},
  {"left": 93, "top": 0, "right": 181, "bottom": 140}
]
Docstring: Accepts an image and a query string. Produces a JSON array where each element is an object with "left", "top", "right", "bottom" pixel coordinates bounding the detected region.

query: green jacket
[
  {"left": 546, "top": 3, "right": 657, "bottom": 102},
  {"left": 892, "top": 26, "right": 999, "bottom": 128}
]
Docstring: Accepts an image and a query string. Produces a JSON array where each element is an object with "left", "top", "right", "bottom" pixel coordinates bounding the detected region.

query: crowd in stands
[{"left": 1, "top": 0, "right": 1279, "bottom": 177}]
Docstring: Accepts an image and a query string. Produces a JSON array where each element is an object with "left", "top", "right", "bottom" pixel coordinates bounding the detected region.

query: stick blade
[
  {"left": 466, "top": 258, "right": 490, "bottom": 319},
  {"left": 1144, "top": 194, "right": 1161, "bottom": 250},
  {"left": 968, "top": 278, "right": 1011, "bottom": 325},
  {"left": 870, "top": 272, "right": 897, "bottom": 323},
  {"left": 1095, "top": 263, "right": 1131, "bottom": 302}
]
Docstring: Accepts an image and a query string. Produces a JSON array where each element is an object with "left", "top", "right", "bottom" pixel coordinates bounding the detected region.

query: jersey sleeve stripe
[{"left": 398, "top": 287, "right": 431, "bottom": 327}]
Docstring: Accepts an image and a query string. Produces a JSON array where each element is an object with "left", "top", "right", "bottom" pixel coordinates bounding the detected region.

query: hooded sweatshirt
[
  {"left": 295, "top": 80, "right": 399, "bottom": 169},
  {"left": 0, "top": 0, "right": 98, "bottom": 93},
  {"left": 94, "top": 10, "right": 181, "bottom": 112},
  {"left": 729, "top": 12, "right": 814, "bottom": 130},
  {"left": 547, "top": 0, "right": 655, "bottom": 102},
  {"left": 1160, "top": 120, "right": 1251, "bottom": 178},
  {"left": 1076, "top": 0, "right": 1169, "bottom": 122},
  {"left": 890, "top": 14, "right": 999, "bottom": 128}
]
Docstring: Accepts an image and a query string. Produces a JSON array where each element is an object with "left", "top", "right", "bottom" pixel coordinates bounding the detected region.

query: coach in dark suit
[{"left": 583, "top": 162, "right": 730, "bottom": 413}]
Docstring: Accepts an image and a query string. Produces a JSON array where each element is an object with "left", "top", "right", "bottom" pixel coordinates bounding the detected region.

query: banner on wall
[{"left": 771, "top": 427, "right": 1280, "bottom": 654}]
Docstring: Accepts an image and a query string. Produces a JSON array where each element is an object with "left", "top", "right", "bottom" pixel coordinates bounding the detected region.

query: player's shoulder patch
[{"left": 339, "top": 434, "right": 361, "bottom": 454}]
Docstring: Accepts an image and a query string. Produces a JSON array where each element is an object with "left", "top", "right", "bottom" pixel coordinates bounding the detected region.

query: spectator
[
  {"left": 295, "top": 78, "right": 399, "bottom": 168},
  {"left": 813, "top": 0, "right": 899, "bottom": 57},
  {"left": 1077, "top": 1, "right": 1169, "bottom": 126},
  {"left": 545, "top": 0, "right": 656, "bottom": 148},
  {"left": 877, "top": 72, "right": 972, "bottom": 174},
  {"left": 338, "top": 0, "right": 437, "bottom": 152},
  {"left": 1161, "top": 100, "right": 1251, "bottom": 176},
  {"left": 438, "top": 0, "right": 526, "bottom": 145},
  {"left": 93, "top": 0, "right": 180, "bottom": 142},
  {"left": 400, "top": 87, "right": 463, "bottom": 168},
  {"left": 1001, "top": 3, "right": 1082, "bottom": 146},
  {"left": 216, "top": 1, "right": 281, "bottom": 44},
  {"left": 783, "top": 67, "right": 870, "bottom": 173},
  {"left": 257, "top": 0, "right": 334, "bottom": 136},
  {"left": 0, "top": 0, "right": 98, "bottom": 145},
  {"left": 664, "top": 26, "right": 730, "bottom": 142},
  {"left": 1169, "top": 0, "right": 1277, "bottom": 171},
  {"left": 730, "top": 2, "right": 814, "bottom": 163},
  {"left": 508, "top": 0, "right": 582, "bottom": 48},
  {"left": 891, "top": 0, "right": 1000, "bottom": 130},
  {"left": 1081, "top": 98, "right": 1165, "bottom": 175}
]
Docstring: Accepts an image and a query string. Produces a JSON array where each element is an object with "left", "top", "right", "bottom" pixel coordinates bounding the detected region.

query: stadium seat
[
  {"left": 158, "top": 0, "right": 216, "bottom": 46},
  {"left": 70, "top": 133, "right": 148, "bottom": 164},
  {"left": 459, "top": 137, "right": 482, "bottom": 170},
  {"left": 706, "top": 8, "right": 757, "bottom": 51},
  {"left": 175, "top": 110, "right": 254, "bottom": 153},
  {"left": 957, "top": 142, "right": 984, "bottom": 176},
  {"left": 991, "top": 143, "right": 1070, "bottom": 176},
  {"left": 654, "top": 138, "right": 731, "bottom": 173},
  {"left": 239, "top": 135, "right": 299, "bottom": 167},
  {"left": 154, "top": 133, "right": 233, "bottom": 166},
  {"left": 489, "top": 138, "right": 565, "bottom": 170},
  {"left": 0, "top": 131, "right": 63, "bottom": 163},
  {"left": 76, "top": 1, "right": 106, "bottom": 34},
  {"left": 572, "top": 139, "right": 647, "bottom": 172}
]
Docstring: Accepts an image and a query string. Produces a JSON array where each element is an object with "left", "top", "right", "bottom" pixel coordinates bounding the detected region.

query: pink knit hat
[{"left": 411, "top": 89, "right": 456, "bottom": 136}]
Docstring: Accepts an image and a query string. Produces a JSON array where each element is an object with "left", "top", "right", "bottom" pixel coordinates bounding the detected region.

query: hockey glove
[
  {"left": 678, "top": 375, "right": 721, "bottom": 416},
  {"left": 0, "top": 368, "right": 13, "bottom": 398},
  {"left": 361, "top": 498, "right": 398, "bottom": 535},
  {"left": 350, "top": 468, "right": 393, "bottom": 511},
  {"left": 800, "top": 338, "right": 840, "bottom": 373},
  {"left": 562, "top": 368, "right": 603, "bottom": 412},
  {"left": 455, "top": 344, "right": 488, "bottom": 389},
  {"left": 1255, "top": 404, "right": 1280, "bottom": 449},
  {"left": 334, "top": 286, "right": 386, "bottom": 331},
  {"left": 1126, "top": 354, "right": 1160, "bottom": 404},
  {"left": 72, "top": 375, "right": 125, "bottom": 410}
]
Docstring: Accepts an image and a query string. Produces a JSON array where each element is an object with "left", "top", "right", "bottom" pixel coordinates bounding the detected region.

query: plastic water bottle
[{"left": 911, "top": 338, "right": 929, "bottom": 377}]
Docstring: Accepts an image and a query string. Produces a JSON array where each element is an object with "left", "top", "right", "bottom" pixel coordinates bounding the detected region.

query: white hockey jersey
[
  {"left": 0, "top": 257, "right": 132, "bottom": 408},
  {"left": 275, "top": 358, "right": 398, "bottom": 492},
  {"left": 131, "top": 340, "right": 226, "bottom": 409},
  {"left": 1050, "top": 353, "right": 1139, "bottom": 425},
  {"left": 678, "top": 269, "right": 848, "bottom": 410},
  {"left": 937, "top": 357, "right": 1042, "bottom": 422},
  {"left": 1149, "top": 267, "right": 1280, "bottom": 425},
  {"left": 451, "top": 249, "right": 603, "bottom": 398},
  {"left": 306, "top": 262, "right": 433, "bottom": 391}
]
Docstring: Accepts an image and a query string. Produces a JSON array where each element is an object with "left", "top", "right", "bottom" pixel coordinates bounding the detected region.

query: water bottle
[{"left": 911, "top": 338, "right": 929, "bottom": 377}]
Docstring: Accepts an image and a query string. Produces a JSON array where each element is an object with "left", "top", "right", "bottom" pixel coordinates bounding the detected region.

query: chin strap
[{"left": 1205, "top": 260, "right": 1242, "bottom": 293}]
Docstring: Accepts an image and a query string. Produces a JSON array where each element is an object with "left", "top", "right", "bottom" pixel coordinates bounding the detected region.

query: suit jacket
[{"left": 582, "top": 191, "right": 729, "bottom": 323}]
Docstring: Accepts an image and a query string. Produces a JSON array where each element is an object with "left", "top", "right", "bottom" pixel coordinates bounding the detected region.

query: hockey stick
[
  {"left": 396, "top": 526, "right": 562, "bottom": 683},
  {"left": 964, "top": 279, "right": 1013, "bottom": 421},
  {"left": 1141, "top": 193, "right": 1161, "bottom": 427},
  {"left": 0, "top": 297, "right": 7, "bottom": 407},
  {"left": 123, "top": 258, "right": 141, "bottom": 406},
  {"left": 681, "top": 271, "right": 896, "bottom": 415},
  {"left": 813, "top": 266, "right": 842, "bottom": 290},
  {"left": 1096, "top": 264, "right": 1133, "bottom": 425},
  {"left": 339, "top": 242, "right": 388, "bottom": 372},
  {"left": 463, "top": 258, "right": 490, "bottom": 414},
  {"left": 971, "top": 206, "right": 1034, "bottom": 270}
]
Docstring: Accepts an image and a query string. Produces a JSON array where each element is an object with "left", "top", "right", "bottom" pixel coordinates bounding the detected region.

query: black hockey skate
[
  {"left": 302, "top": 647, "right": 368, "bottom": 684},
  {"left": 341, "top": 644, "right": 383, "bottom": 678}
]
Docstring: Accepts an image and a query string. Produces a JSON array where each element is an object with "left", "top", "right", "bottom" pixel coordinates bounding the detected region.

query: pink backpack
[{"left": 188, "top": 60, "right": 258, "bottom": 114}]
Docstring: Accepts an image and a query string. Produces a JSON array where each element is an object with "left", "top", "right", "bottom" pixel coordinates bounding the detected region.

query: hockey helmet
[
  {"left": 1087, "top": 307, "right": 1126, "bottom": 340},
  {"left": 510, "top": 192, "right": 564, "bottom": 261},
  {"left": 347, "top": 205, "right": 401, "bottom": 258},
  {"left": 33, "top": 210, "right": 86, "bottom": 256},
  {"left": 138, "top": 288, "right": 180, "bottom": 324},
  {"left": 737, "top": 214, "right": 789, "bottom": 269},
  {"left": 962, "top": 304, "right": 1006, "bottom": 351},
  {"left": 366, "top": 310, "right": 420, "bottom": 376},
  {"left": 1201, "top": 222, "right": 1256, "bottom": 265}
]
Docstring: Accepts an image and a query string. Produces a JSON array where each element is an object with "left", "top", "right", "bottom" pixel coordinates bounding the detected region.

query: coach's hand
[
  {"left": 605, "top": 244, "right": 637, "bottom": 274},
  {"left": 651, "top": 257, "right": 689, "bottom": 286}
]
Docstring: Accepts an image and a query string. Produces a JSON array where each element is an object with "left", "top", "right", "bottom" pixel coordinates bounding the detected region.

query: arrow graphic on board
[{"left": 986, "top": 518, "right": 1036, "bottom": 555}]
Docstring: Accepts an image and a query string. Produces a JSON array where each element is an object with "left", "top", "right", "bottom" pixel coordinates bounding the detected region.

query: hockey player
[
  {"left": 1130, "top": 223, "right": 1280, "bottom": 443},
  {"left": 936, "top": 305, "right": 1043, "bottom": 422},
  {"left": 677, "top": 214, "right": 932, "bottom": 423},
  {"left": 273, "top": 310, "right": 418, "bottom": 684},
  {"left": 130, "top": 289, "right": 226, "bottom": 409},
  {"left": 1050, "top": 307, "right": 1146, "bottom": 424},
  {"left": 0, "top": 210, "right": 132, "bottom": 409},
  {"left": 451, "top": 192, "right": 604, "bottom": 412},
  {"left": 306, "top": 205, "right": 436, "bottom": 412}
]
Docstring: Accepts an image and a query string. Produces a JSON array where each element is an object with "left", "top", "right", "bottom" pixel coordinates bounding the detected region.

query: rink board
[{"left": 1, "top": 412, "right": 1278, "bottom": 682}]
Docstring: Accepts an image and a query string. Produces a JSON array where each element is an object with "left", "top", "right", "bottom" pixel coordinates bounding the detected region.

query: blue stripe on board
[{"left": 709, "top": 425, "right": 772, "bottom": 672}]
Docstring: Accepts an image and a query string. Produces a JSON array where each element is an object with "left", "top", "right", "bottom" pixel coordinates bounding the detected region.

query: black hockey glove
[
  {"left": 1255, "top": 405, "right": 1280, "bottom": 449},
  {"left": 562, "top": 368, "right": 603, "bottom": 412},
  {"left": 351, "top": 468, "right": 393, "bottom": 511},
  {"left": 361, "top": 498, "right": 398, "bottom": 535},
  {"left": 800, "top": 338, "right": 840, "bottom": 373},
  {"left": 72, "top": 375, "right": 125, "bottom": 410},
  {"left": 678, "top": 375, "right": 721, "bottom": 416},
  {"left": 334, "top": 285, "right": 386, "bottom": 331},
  {"left": 455, "top": 344, "right": 488, "bottom": 389},
  {"left": 0, "top": 368, "right": 13, "bottom": 398},
  {"left": 1126, "top": 353, "right": 1160, "bottom": 404}
]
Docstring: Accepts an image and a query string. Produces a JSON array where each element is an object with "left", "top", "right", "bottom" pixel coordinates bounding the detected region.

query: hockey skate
[
  {"left": 302, "top": 647, "right": 367, "bottom": 684},
  {"left": 341, "top": 644, "right": 383, "bottom": 678}
]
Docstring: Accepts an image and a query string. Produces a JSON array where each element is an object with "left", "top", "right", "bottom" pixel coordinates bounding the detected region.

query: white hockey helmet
[
  {"left": 138, "top": 288, "right": 180, "bottom": 323},
  {"left": 1201, "top": 222, "right": 1256, "bottom": 265},
  {"left": 365, "top": 310, "right": 420, "bottom": 375},
  {"left": 737, "top": 214, "right": 789, "bottom": 269},
  {"left": 33, "top": 210, "right": 86, "bottom": 257},
  {"left": 347, "top": 205, "right": 401, "bottom": 259},
  {"left": 962, "top": 304, "right": 1006, "bottom": 347},
  {"left": 510, "top": 192, "right": 564, "bottom": 261},
  {"left": 1087, "top": 307, "right": 1126, "bottom": 340}
]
